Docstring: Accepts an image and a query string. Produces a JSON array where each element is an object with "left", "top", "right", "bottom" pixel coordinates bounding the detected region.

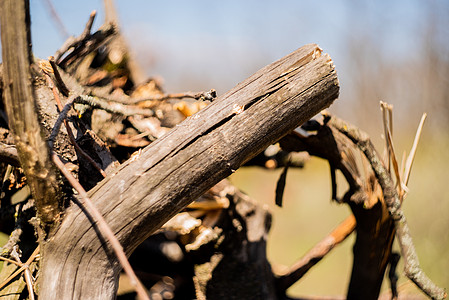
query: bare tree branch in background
[{"left": 103, "top": 0, "right": 147, "bottom": 86}]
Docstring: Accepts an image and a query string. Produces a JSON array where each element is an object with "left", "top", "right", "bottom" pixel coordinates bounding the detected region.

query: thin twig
[
  {"left": 48, "top": 57, "right": 69, "bottom": 96},
  {"left": 51, "top": 153, "right": 149, "bottom": 300},
  {"left": 46, "top": 76, "right": 106, "bottom": 178},
  {"left": 0, "top": 256, "right": 22, "bottom": 266},
  {"left": 403, "top": 113, "right": 427, "bottom": 187},
  {"left": 23, "top": 266, "right": 35, "bottom": 300},
  {"left": 400, "top": 151, "right": 407, "bottom": 185},
  {"left": 1, "top": 226, "right": 23, "bottom": 256},
  {"left": 381, "top": 101, "right": 391, "bottom": 171},
  {"left": 47, "top": 95, "right": 76, "bottom": 149},
  {"left": 0, "top": 246, "right": 39, "bottom": 291},
  {"left": 276, "top": 215, "right": 356, "bottom": 291},
  {"left": 0, "top": 263, "right": 25, "bottom": 290},
  {"left": 387, "top": 104, "right": 393, "bottom": 137},
  {"left": 381, "top": 102, "right": 395, "bottom": 194},
  {"left": 330, "top": 115, "right": 446, "bottom": 300},
  {"left": 56, "top": 21, "right": 115, "bottom": 68},
  {"left": 386, "top": 130, "right": 403, "bottom": 197},
  {"left": 11, "top": 246, "right": 35, "bottom": 300},
  {"left": 81, "top": 10, "right": 96, "bottom": 38},
  {"left": 74, "top": 95, "right": 155, "bottom": 117},
  {"left": 96, "top": 89, "right": 217, "bottom": 105},
  {"left": 128, "top": 89, "right": 217, "bottom": 104},
  {"left": 54, "top": 10, "right": 97, "bottom": 63}
]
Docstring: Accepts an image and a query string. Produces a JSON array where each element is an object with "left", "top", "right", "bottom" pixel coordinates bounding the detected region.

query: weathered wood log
[
  {"left": 39, "top": 44, "right": 339, "bottom": 299},
  {"left": 0, "top": 0, "right": 63, "bottom": 226}
]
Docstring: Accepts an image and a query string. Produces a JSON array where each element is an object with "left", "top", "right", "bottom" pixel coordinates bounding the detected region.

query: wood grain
[
  {"left": 0, "top": 0, "right": 62, "bottom": 225},
  {"left": 40, "top": 44, "right": 339, "bottom": 299}
]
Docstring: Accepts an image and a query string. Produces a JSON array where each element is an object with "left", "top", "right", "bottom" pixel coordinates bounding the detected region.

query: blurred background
[{"left": 2, "top": 0, "right": 449, "bottom": 297}]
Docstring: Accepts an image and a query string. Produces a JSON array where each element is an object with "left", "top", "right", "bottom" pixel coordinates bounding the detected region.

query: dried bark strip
[
  {"left": 39, "top": 44, "right": 339, "bottom": 299},
  {"left": 0, "top": 0, "right": 62, "bottom": 226}
]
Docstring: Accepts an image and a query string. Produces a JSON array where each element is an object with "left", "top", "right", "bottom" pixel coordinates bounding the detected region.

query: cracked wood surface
[{"left": 40, "top": 44, "right": 339, "bottom": 299}]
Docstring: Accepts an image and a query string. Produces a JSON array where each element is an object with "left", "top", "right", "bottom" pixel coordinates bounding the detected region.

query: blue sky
[
  {"left": 25, "top": 0, "right": 436, "bottom": 93},
  {"left": 1, "top": 0, "right": 447, "bottom": 131}
]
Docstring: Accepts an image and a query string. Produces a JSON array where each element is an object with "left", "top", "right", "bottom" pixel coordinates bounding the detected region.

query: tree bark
[
  {"left": 39, "top": 44, "right": 339, "bottom": 299},
  {"left": 0, "top": 0, "right": 62, "bottom": 226}
]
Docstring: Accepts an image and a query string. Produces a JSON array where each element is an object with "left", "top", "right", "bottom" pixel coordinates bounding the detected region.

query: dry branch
[
  {"left": 329, "top": 115, "right": 446, "bottom": 300},
  {"left": 103, "top": 0, "right": 147, "bottom": 85},
  {"left": 45, "top": 75, "right": 106, "bottom": 178},
  {"left": 403, "top": 114, "right": 426, "bottom": 187},
  {"left": 280, "top": 116, "right": 403, "bottom": 299},
  {"left": 0, "top": 0, "right": 63, "bottom": 226},
  {"left": 126, "top": 89, "right": 217, "bottom": 104},
  {"left": 54, "top": 10, "right": 97, "bottom": 63},
  {"left": 0, "top": 246, "right": 39, "bottom": 294},
  {"left": 56, "top": 22, "right": 116, "bottom": 69},
  {"left": 51, "top": 153, "right": 149, "bottom": 300},
  {"left": 39, "top": 44, "right": 339, "bottom": 299},
  {"left": 74, "top": 95, "right": 155, "bottom": 117},
  {"left": 276, "top": 215, "right": 356, "bottom": 292}
]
